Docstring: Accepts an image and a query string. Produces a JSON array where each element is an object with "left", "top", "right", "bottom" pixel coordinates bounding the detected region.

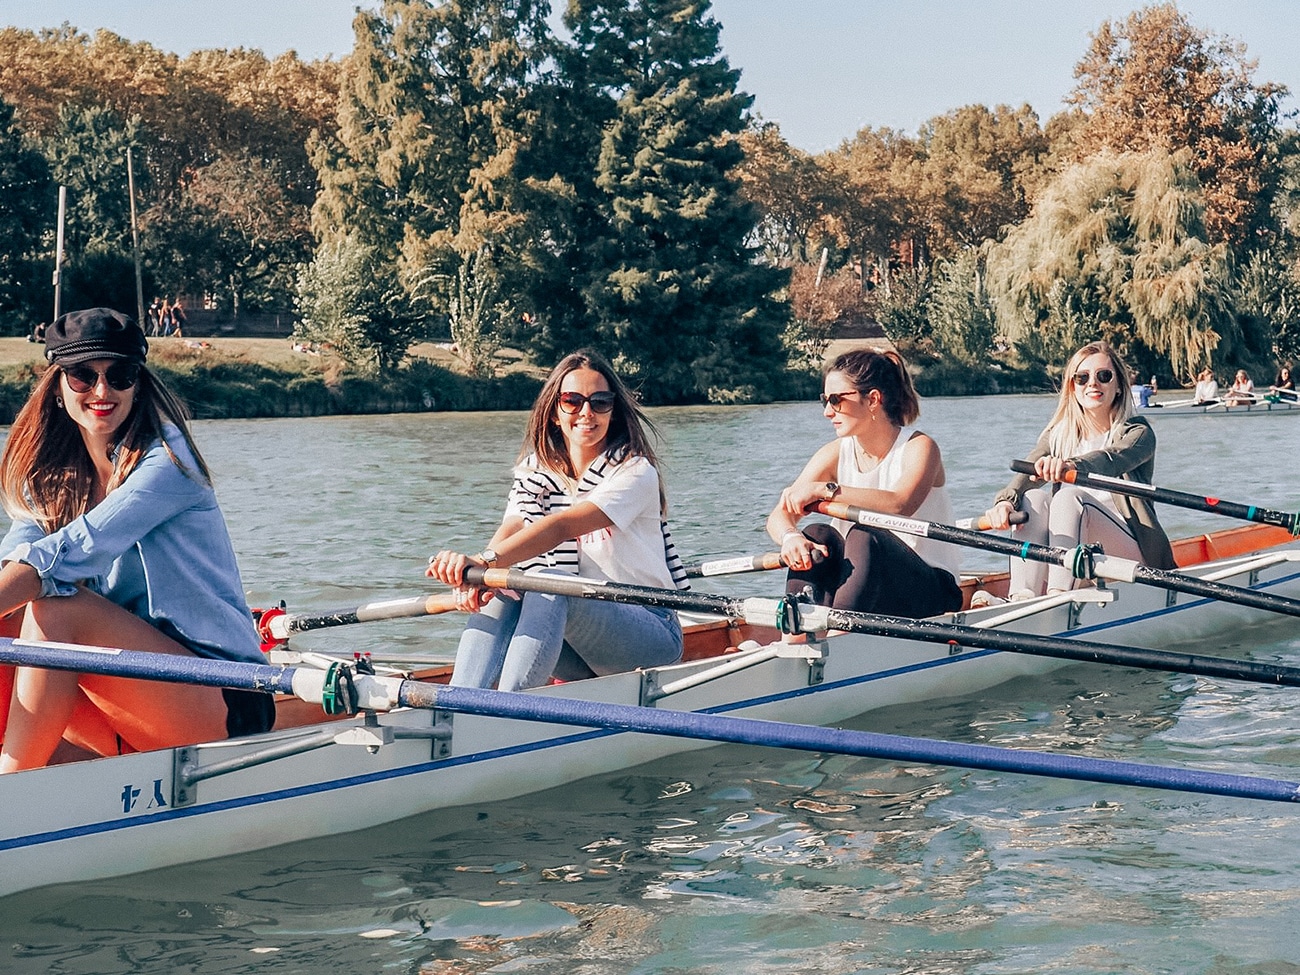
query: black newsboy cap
[{"left": 45, "top": 308, "right": 149, "bottom": 367}]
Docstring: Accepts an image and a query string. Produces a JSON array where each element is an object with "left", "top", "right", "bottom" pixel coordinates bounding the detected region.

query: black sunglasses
[
  {"left": 558, "top": 390, "right": 616, "bottom": 415},
  {"left": 62, "top": 362, "right": 141, "bottom": 393},
  {"left": 819, "top": 390, "right": 861, "bottom": 411},
  {"left": 1072, "top": 368, "right": 1115, "bottom": 387}
]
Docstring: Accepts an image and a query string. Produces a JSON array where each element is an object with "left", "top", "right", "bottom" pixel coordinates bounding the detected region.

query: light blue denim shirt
[{"left": 0, "top": 424, "right": 262, "bottom": 663}]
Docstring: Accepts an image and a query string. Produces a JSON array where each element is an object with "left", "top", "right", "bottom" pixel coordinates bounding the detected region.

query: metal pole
[
  {"left": 127, "top": 148, "right": 144, "bottom": 326},
  {"left": 52, "top": 185, "right": 66, "bottom": 321}
]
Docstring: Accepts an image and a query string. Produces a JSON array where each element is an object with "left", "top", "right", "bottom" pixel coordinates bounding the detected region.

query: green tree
[
  {"left": 985, "top": 149, "right": 1241, "bottom": 379},
  {"left": 0, "top": 96, "right": 53, "bottom": 331},
  {"left": 928, "top": 250, "right": 996, "bottom": 365},
  {"left": 1068, "top": 3, "right": 1285, "bottom": 245},
  {"left": 562, "top": 0, "right": 789, "bottom": 404},
  {"left": 294, "top": 237, "right": 422, "bottom": 374}
]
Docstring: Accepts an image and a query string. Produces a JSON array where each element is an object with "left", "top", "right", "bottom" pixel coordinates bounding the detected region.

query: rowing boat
[
  {"left": 1, "top": 521, "right": 1299, "bottom": 899},
  {"left": 1138, "top": 391, "right": 1300, "bottom": 417}
]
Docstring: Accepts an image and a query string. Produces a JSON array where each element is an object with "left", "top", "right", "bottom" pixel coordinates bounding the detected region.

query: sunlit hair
[
  {"left": 0, "top": 364, "right": 210, "bottom": 534},
  {"left": 1043, "top": 340, "right": 1135, "bottom": 458},
  {"left": 520, "top": 349, "right": 667, "bottom": 512},
  {"left": 826, "top": 347, "right": 920, "bottom": 426}
]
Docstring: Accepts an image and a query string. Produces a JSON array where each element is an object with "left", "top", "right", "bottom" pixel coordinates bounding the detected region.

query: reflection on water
[{"left": 3, "top": 399, "right": 1300, "bottom": 972}]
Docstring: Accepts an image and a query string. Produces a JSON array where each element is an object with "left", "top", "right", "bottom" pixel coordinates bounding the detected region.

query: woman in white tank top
[{"left": 765, "top": 348, "right": 963, "bottom": 619}]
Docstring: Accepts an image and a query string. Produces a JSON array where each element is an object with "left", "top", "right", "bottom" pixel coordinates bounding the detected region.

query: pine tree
[
  {"left": 0, "top": 96, "right": 52, "bottom": 330},
  {"left": 559, "top": 0, "right": 788, "bottom": 404}
]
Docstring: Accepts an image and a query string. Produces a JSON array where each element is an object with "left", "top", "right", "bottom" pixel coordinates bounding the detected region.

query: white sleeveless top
[{"left": 833, "top": 426, "right": 962, "bottom": 580}]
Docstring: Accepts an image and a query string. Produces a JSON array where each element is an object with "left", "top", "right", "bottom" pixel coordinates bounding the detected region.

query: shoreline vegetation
[{"left": 0, "top": 336, "right": 1057, "bottom": 423}]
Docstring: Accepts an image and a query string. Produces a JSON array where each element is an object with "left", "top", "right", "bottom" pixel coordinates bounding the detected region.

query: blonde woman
[
  {"left": 984, "top": 340, "right": 1175, "bottom": 595},
  {"left": 0, "top": 308, "right": 271, "bottom": 771}
]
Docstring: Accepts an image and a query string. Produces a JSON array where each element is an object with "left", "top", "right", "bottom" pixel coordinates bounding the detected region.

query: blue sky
[{"left": 3, "top": 1, "right": 1297, "bottom": 151}]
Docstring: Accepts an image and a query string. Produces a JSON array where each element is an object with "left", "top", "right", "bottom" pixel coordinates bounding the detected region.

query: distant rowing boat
[{"left": 1139, "top": 395, "right": 1300, "bottom": 418}]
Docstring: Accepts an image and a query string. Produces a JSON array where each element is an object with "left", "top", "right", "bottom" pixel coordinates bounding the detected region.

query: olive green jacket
[{"left": 995, "top": 416, "right": 1176, "bottom": 570}]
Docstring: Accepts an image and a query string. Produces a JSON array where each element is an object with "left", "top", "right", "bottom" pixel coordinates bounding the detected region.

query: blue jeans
[{"left": 450, "top": 587, "right": 684, "bottom": 692}]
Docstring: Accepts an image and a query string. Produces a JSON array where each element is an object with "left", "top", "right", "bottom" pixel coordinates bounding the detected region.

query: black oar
[
  {"left": 1010, "top": 459, "right": 1300, "bottom": 534},
  {"left": 2, "top": 638, "right": 1297, "bottom": 804},
  {"left": 816, "top": 501, "right": 1300, "bottom": 622},
  {"left": 462, "top": 567, "right": 1300, "bottom": 689}
]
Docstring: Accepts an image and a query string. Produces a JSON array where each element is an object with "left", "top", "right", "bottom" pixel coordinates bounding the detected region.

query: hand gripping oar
[
  {"left": 0, "top": 638, "right": 1297, "bottom": 804},
  {"left": 460, "top": 567, "right": 1300, "bottom": 689},
  {"left": 1010, "top": 459, "right": 1300, "bottom": 534},
  {"left": 815, "top": 501, "right": 1300, "bottom": 622},
  {"left": 257, "top": 593, "right": 459, "bottom": 647}
]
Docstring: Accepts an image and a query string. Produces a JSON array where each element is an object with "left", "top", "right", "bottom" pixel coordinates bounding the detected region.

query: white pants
[{"left": 1010, "top": 484, "right": 1143, "bottom": 594}]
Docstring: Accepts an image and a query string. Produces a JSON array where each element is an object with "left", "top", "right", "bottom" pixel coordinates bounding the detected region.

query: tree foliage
[
  {"left": 1067, "top": 3, "right": 1284, "bottom": 245},
  {"left": 985, "top": 149, "right": 1239, "bottom": 379},
  {"left": 294, "top": 237, "right": 422, "bottom": 374},
  {"left": 0, "top": 96, "right": 52, "bottom": 329},
  {"left": 542, "top": 0, "right": 788, "bottom": 404}
]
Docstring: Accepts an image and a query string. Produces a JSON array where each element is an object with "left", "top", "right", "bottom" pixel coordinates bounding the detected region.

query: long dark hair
[
  {"left": 520, "top": 349, "right": 667, "bottom": 512},
  {"left": 826, "top": 347, "right": 921, "bottom": 427},
  {"left": 0, "top": 364, "right": 209, "bottom": 533}
]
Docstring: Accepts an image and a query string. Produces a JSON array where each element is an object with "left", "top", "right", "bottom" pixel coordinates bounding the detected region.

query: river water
[{"left": 4, "top": 396, "right": 1300, "bottom": 973}]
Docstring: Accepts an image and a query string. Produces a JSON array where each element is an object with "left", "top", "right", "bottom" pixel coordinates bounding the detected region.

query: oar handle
[
  {"left": 1010, "top": 459, "right": 1300, "bottom": 533},
  {"left": 684, "top": 552, "right": 785, "bottom": 577}
]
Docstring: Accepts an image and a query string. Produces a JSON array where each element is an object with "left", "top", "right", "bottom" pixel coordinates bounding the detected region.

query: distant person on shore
[
  {"left": 767, "top": 347, "right": 964, "bottom": 620},
  {"left": 28, "top": 323, "right": 45, "bottom": 344},
  {"left": 169, "top": 299, "right": 187, "bottom": 338},
  {"left": 1225, "top": 369, "right": 1255, "bottom": 406},
  {"left": 147, "top": 297, "right": 163, "bottom": 337},
  {"left": 427, "top": 349, "right": 686, "bottom": 691},
  {"left": 1193, "top": 368, "right": 1219, "bottom": 405},
  {"left": 0, "top": 308, "right": 273, "bottom": 771},
  {"left": 984, "top": 340, "right": 1174, "bottom": 597}
]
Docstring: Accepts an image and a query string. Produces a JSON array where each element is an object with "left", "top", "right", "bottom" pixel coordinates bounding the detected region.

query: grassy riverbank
[
  {"left": 0, "top": 337, "right": 548, "bottom": 422},
  {"left": 0, "top": 336, "right": 1050, "bottom": 422}
]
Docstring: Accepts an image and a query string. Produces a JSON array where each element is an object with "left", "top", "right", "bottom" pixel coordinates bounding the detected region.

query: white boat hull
[{"left": 3, "top": 531, "right": 1299, "bottom": 898}]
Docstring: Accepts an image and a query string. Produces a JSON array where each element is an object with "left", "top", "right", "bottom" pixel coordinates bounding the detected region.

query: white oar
[{"left": 257, "top": 593, "right": 458, "bottom": 646}]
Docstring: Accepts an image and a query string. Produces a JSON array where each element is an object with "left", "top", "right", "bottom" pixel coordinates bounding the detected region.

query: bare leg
[{"left": 0, "top": 590, "right": 230, "bottom": 772}]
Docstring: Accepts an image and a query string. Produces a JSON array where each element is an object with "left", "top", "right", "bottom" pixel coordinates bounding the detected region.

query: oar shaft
[
  {"left": 818, "top": 607, "right": 1300, "bottom": 687},
  {"left": 1010, "top": 459, "right": 1299, "bottom": 533},
  {"left": 463, "top": 567, "right": 1300, "bottom": 689},
  {"left": 268, "top": 593, "right": 459, "bottom": 639},
  {"left": 819, "top": 501, "right": 1300, "bottom": 621},
  {"left": 405, "top": 684, "right": 1300, "bottom": 805},
  {"left": 0, "top": 638, "right": 1295, "bottom": 804}
]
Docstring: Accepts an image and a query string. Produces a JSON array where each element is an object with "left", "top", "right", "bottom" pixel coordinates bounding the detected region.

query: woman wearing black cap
[{"left": 0, "top": 307, "right": 273, "bottom": 771}]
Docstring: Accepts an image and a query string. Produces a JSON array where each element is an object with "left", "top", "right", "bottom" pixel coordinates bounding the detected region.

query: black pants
[{"left": 786, "top": 522, "right": 963, "bottom": 619}]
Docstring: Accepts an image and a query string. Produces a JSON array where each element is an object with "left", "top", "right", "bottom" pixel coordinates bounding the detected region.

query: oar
[
  {"left": 459, "top": 567, "right": 1300, "bottom": 689},
  {"left": 682, "top": 515, "right": 1025, "bottom": 579},
  {"left": 1010, "top": 459, "right": 1300, "bottom": 533},
  {"left": 684, "top": 552, "right": 786, "bottom": 577},
  {"left": 815, "top": 501, "right": 1300, "bottom": 622},
  {"left": 257, "top": 593, "right": 459, "bottom": 644},
  {"left": 0, "top": 638, "right": 1297, "bottom": 804}
]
